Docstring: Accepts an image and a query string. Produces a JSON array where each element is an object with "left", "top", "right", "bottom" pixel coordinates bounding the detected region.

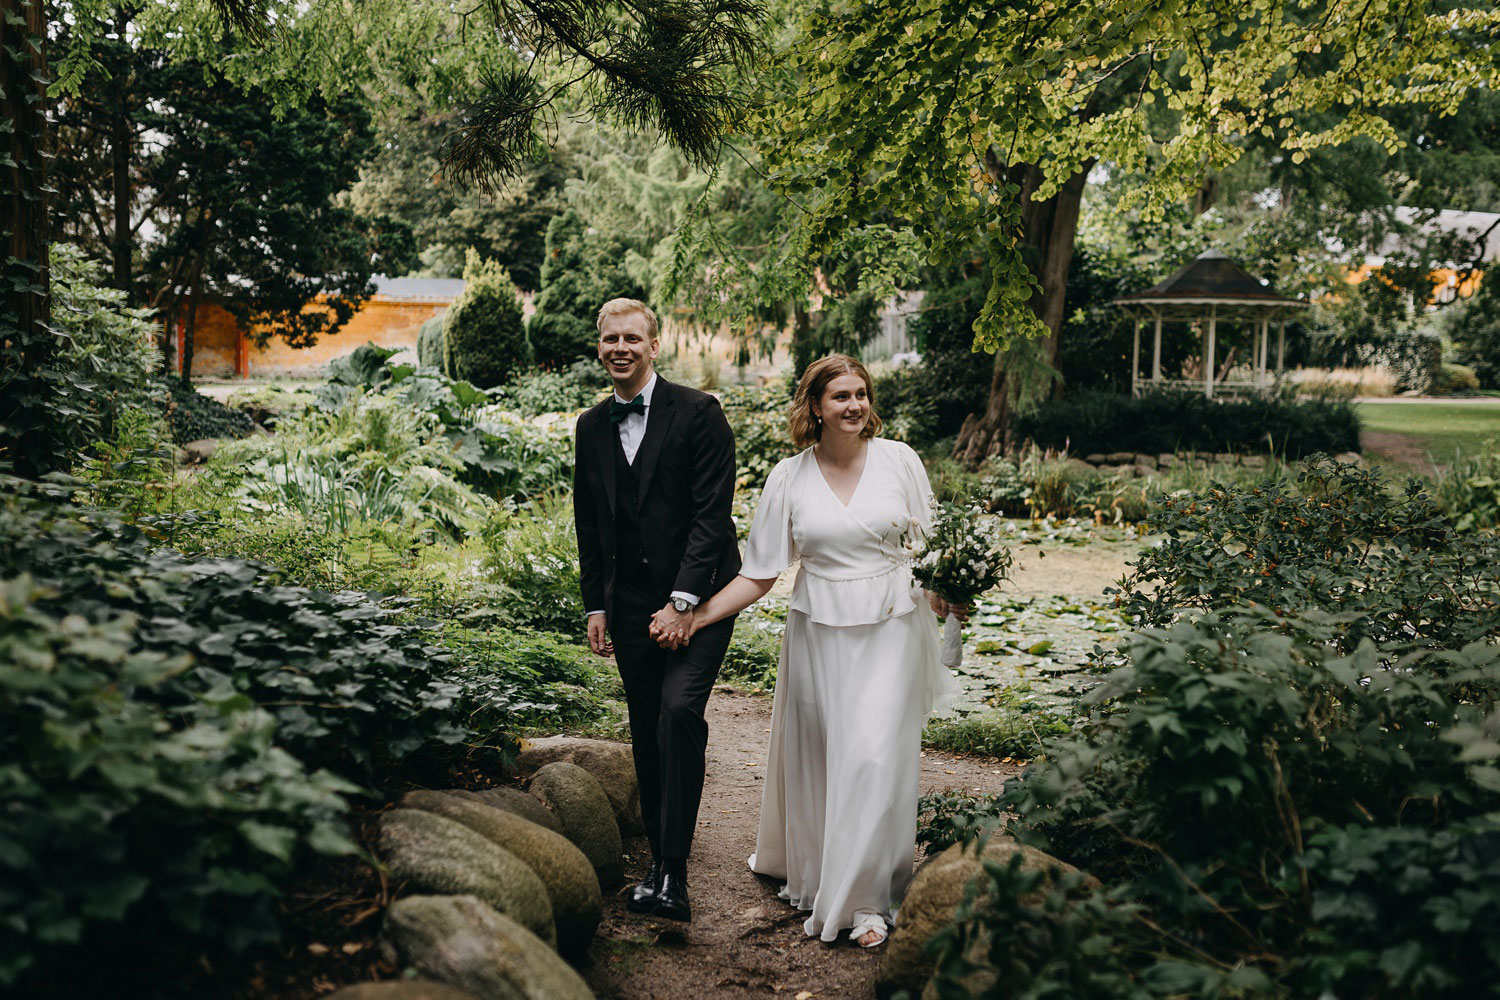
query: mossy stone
[
  {"left": 516, "top": 737, "right": 643, "bottom": 837},
  {"left": 378, "top": 809, "right": 555, "bottom": 948},
  {"left": 876, "top": 838, "right": 1097, "bottom": 1000},
  {"left": 325, "top": 982, "right": 479, "bottom": 1000},
  {"left": 383, "top": 895, "right": 594, "bottom": 1000},
  {"left": 451, "top": 787, "right": 562, "bottom": 835},
  {"left": 401, "top": 790, "right": 602, "bottom": 955},
  {"left": 527, "top": 762, "right": 624, "bottom": 890}
]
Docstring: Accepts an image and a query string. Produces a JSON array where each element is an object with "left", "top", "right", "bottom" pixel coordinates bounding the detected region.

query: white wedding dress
[{"left": 740, "top": 437, "right": 959, "bottom": 941}]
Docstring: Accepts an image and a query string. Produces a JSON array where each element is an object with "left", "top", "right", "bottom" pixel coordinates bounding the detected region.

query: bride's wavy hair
[{"left": 789, "top": 354, "right": 882, "bottom": 448}]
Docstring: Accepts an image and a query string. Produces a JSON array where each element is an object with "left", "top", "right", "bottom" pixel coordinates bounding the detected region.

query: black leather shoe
[
  {"left": 626, "top": 861, "right": 662, "bottom": 914},
  {"left": 652, "top": 872, "right": 691, "bottom": 922}
]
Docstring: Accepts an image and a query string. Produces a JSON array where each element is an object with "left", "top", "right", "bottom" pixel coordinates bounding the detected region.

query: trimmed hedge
[{"left": 1013, "top": 390, "right": 1359, "bottom": 458}]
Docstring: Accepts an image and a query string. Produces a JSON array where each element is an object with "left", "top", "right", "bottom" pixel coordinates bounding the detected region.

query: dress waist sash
[{"left": 789, "top": 561, "right": 920, "bottom": 627}]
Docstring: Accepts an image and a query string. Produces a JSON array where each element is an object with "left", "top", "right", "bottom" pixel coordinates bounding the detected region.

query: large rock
[
  {"left": 527, "top": 762, "right": 624, "bottom": 889},
  {"left": 1105, "top": 451, "right": 1136, "bottom": 465},
  {"left": 325, "top": 983, "right": 480, "bottom": 1000},
  {"left": 1132, "top": 453, "right": 1158, "bottom": 470},
  {"left": 877, "top": 838, "right": 1097, "bottom": 1000},
  {"left": 181, "top": 438, "right": 218, "bottom": 463},
  {"left": 515, "top": 737, "right": 643, "bottom": 836},
  {"left": 401, "top": 790, "right": 603, "bottom": 955},
  {"left": 378, "top": 809, "right": 556, "bottom": 948},
  {"left": 384, "top": 895, "right": 594, "bottom": 1000},
  {"left": 452, "top": 787, "right": 563, "bottom": 835}
]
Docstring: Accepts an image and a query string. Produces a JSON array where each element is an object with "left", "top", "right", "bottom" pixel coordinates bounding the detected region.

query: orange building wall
[{"left": 180, "top": 297, "right": 449, "bottom": 378}]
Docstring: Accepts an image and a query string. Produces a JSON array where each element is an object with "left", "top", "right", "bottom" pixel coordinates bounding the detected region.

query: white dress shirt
[
  {"left": 614, "top": 372, "right": 657, "bottom": 465},
  {"left": 587, "top": 372, "right": 697, "bottom": 618}
]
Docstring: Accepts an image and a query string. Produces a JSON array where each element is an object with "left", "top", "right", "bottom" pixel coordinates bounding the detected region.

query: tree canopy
[{"left": 758, "top": 0, "right": 1500, "bottom": 354}]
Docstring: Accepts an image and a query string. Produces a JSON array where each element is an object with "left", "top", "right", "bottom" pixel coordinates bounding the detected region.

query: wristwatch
[{"left": 671, "top": 597, "right": 692, "bottom": 613}]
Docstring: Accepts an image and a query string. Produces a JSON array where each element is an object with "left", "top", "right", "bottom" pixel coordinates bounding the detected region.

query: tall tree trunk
[
  {"left": 954, "top": 157, "right": 1093, "bottom": 464},
  {"left": 0, "top": 0, "right": 54, "bottom": 477},
  {"left": 109, "top": 7, "right": 133, "bottom": 299},
  {"left": 179, "top": 246, "right": 206, "bottom": 383},
  {"left": 790, "top": 299, "right": 813, "bottom": 379}
]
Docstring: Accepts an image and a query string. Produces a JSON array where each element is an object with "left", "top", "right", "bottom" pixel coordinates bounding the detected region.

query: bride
[{"left": 661, "top": 354, "right": 960, "bottom": 947}]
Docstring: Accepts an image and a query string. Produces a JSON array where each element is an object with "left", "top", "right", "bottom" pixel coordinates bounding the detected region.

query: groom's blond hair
[{"left": 596, "top": 298, "right": 658, "bottom": 340}]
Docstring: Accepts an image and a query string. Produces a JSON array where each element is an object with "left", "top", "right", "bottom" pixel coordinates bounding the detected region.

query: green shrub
[
  {"left": 1434, "top": 441, "right": 1500, "bottom": 532},
  {"left": 527, "top": 209, "right": 648, "bottom": 368},
  {"left": 922, "top": 702, "right": 1070, "bottom": 760},
  {"left": 977, "top": 610, "right": 1500, "bottom": 998},
  {"left": 478, "top": 494, "right": 586, "bottom": 639},
  {"left": 1013, "top": 390, "right": 1360, "bottom": 458},
  {"left": 444, "top": 250, "right": 531, "bottom": 388},
  {"left": 417, "top": 311, "right": 447, "bottom": 368},
  {"left": 491, "top": 360, "right": 608, "bottom": 416},
  {"left": 903, "top": 268, "right": 995, "bottom": 439},
  {"left": 872, "top": 362, "right": 940, "bottom": 448},
  {"left": 437, "top": 625, "right": 615, "bottom": 733},
  {"left": 49, "top": 244, "right": 166, "bottom": 452},
  {"left": 1115, "top": 457, "right": 1500, "bottom": 650},
  {"left": 156, "top": 375, "right": 255, "bottom": 443},
  {"left": 719, "top": 383, "right": 796, "bottom": 489},
  {"left": 1432, "top": 361, "right": 1481, "bottom": 395},
  {"left": 0, "top": 484, "right": 531, "bottom": 988},
  {"left": 719, "top": 608, "right": 783, "bottom": 691},
  {"left": 915, "top": 790, "right": 1007, "bottom": 855}
]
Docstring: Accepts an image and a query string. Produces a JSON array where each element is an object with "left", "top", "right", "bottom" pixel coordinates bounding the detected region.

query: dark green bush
[
  {"left": 976, "top": 611, "right": 1500, "bottom": 998},
  {"left": 1115, "top": 457, "right": 1500, "bottom": 650},
  {"left": 719, "top": 383, "right": 795, "bottom": 489},
  {"left": 491, "top": 360, "right": 607, "bottom": 416},
  {"left": 528, "top": 210, "right": 648, "bottom": 368},
  {"left": 444, "top": 250, "right": 531, "bottom": 388},
  {"left": 416, "top": 311, "right": 446, "bottom": 368},
  {"left": 1433, "top": 361, "right": 1480, "bottom": 394},
  {"left": 903, "top": 270, "right": 994, "bottom": 440},
  {"left": 1434, "top": 443, "right": 1500, "bottom": 532},
  {"left": 156, "top": 375, "right": 254, "bottom": 444},
  {"left": 0, "top": 483, "right": 538, "bottom": 987},
  {"left": 1013, "top": 390, "right": 1360, "bottom": 458},
  {"left": 719, "top": 611, "right": 783, "bottom": 691}
]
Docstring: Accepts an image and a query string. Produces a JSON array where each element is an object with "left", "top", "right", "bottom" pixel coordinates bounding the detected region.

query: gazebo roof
[{"left": 1113, "top": 249, "right": 1304, "bottom": 308}]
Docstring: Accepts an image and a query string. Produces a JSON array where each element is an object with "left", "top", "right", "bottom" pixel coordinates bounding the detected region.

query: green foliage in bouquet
[{"left": 909, "top": 500, "right": 1014, "bottom": 604}]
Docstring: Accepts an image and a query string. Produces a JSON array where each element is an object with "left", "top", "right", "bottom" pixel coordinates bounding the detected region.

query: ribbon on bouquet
[{"left": 940, "top": 612, "right": 964, "bottom": 669}]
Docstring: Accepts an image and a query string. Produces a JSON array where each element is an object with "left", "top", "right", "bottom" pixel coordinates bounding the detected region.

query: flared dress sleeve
[
  {"left": 895, "top": 441, "right": 935, "bottom": 533},
  {"left": 740, "top": 456, "right": 798, "bottom": 579}
]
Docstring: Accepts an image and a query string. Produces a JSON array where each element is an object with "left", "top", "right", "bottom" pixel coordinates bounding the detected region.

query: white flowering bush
[{"left": 908, "top": 499, "right": 1013, "bottom": 604}]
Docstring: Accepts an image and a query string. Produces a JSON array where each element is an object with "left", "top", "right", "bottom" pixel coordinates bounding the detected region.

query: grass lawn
[{"left": 1356, "top": 401, "right": 1500, "bottom": 467}]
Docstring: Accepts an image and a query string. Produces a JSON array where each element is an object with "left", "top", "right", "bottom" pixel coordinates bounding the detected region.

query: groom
[{"left": 573, "top": 297, "right": 740, "bottom": 922}]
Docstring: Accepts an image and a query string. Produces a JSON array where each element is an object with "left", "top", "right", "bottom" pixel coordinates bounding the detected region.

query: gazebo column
[
  {"left": 1131, "top": 316, "right": 1141, "bottom": 397},
  {"left": 1151, "top": 307, "right": 1163, "bottom": 382},
  {"left": 1258, "top": 317, "right": 1269, "bottom": 387},
  {"left": 1276, "top": 316, "right": 1286, "bottom": 374},
  {"left": 1204, "top": 304, "right": 1217, "bottom": 399}
]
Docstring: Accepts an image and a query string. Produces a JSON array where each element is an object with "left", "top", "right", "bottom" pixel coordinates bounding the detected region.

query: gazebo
[{"left": 1113, "top": 249, "right": 1306, "bottom": 398}]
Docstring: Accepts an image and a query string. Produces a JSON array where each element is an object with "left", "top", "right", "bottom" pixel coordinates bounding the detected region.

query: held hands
[
  {"left": 927, "top": 591, "right": 971, "bottom": 623},
  {"left": 650, "top": 603, "right": 695, "bottom": 650}
]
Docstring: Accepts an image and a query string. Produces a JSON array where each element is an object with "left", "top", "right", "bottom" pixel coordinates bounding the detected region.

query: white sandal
[{"left": 850, "top": 912, "right": 889, "bottom": 948}]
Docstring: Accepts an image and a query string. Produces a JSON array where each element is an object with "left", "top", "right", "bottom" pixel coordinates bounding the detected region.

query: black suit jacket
[{"left": 573, "top": 376, "right": 742, "bottom": 621}]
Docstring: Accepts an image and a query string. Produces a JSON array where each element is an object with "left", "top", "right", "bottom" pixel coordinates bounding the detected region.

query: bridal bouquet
[{"left": 907, "top": 500, "right": 1013, "bottom": 668}]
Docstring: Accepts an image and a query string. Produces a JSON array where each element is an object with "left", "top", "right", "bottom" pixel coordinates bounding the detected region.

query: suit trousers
[{"left": 611, "top": 570, "right": 735, "bottom": 862}]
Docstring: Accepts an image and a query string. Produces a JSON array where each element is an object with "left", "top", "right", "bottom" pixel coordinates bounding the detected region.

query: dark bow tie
[{"left": 610, "top": 395, "right": 646, "bottom": 424}]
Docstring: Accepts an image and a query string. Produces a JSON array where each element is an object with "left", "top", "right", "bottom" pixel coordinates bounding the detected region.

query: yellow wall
[{"left": 180, "top": 297, "right": 448, "bottom": 378}]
